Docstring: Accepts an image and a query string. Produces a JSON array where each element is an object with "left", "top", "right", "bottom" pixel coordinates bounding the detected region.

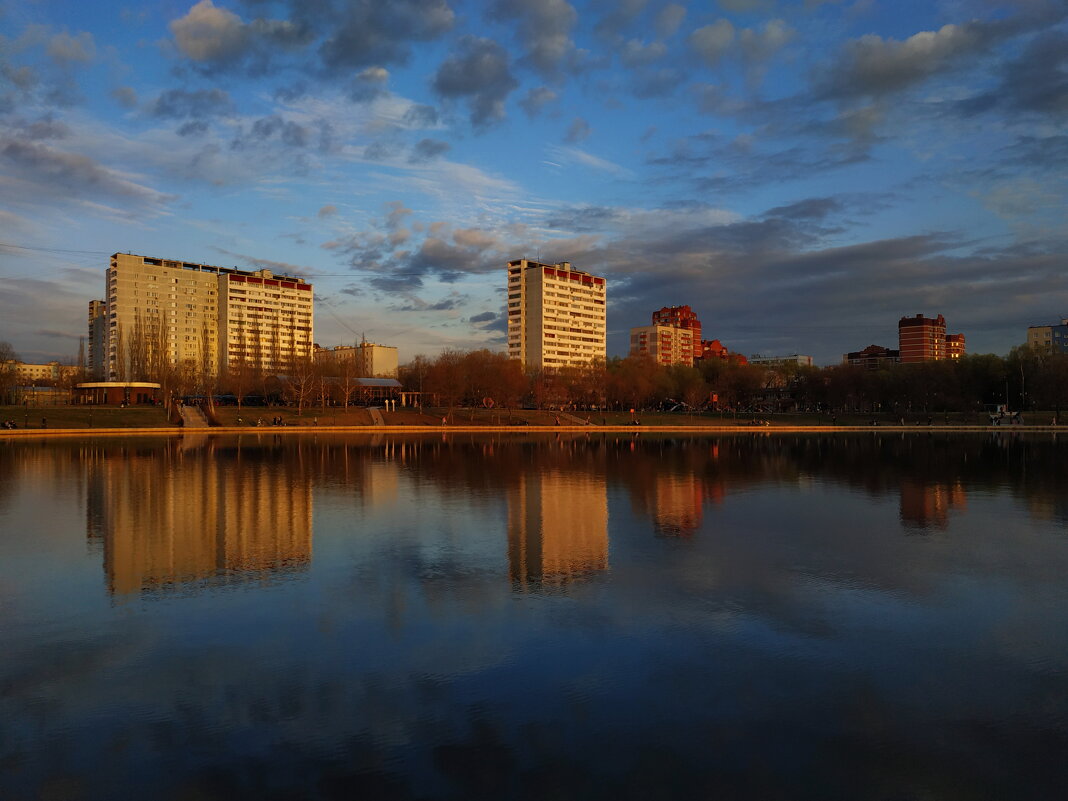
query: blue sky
[{"left": 1, "top": 0, "right": 1065, "bottom": 365}]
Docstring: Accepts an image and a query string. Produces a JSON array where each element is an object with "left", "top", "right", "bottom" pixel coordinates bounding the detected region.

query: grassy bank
[
  {"left": 0, "top": 405, "right": 171, "bottom": 429},
  {"left": 1, "top": 404, "right": 1058, "bottom": 430}
]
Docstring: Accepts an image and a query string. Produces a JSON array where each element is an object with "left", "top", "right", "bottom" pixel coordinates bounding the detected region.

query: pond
[{"left": 1, "top": 432, "right": 1067, "bottom": 800}]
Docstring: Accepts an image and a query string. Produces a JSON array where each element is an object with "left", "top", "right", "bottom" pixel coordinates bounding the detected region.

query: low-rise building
[
  {"left": 314, "top": 342, "right": 399, "bottom": 378},
  {"left": 844, "top": 345, "right": 900, "bottom": 369},
  {"left": 3, "top": 360, "right": 80, "bottom": 383},
  {"left": 1027, "top": 319, "right": 1068, "bottom": 353}
]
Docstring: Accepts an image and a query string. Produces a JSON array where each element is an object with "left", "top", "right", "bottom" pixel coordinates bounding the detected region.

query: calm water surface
[{"left": 2, "top": 432, "right": 1067, "bottom": 800}]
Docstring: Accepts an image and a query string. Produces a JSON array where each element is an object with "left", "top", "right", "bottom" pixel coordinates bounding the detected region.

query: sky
[{"left": 0, "top": 0, "right": 1066, "bottom": 366}]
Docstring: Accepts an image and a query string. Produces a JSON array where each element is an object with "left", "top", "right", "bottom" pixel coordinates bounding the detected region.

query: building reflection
[
  {"left": 648, "top": 473, "right": 707, "bottom": 537},
  {"left": 507, "top": 469, "right": 608, "bottom": 590},
  {"left": 899, "top": 479, "right": 967, "bottom": 530},
  {"left": 86, "top": 442, "right": 312, "bottom": 596}
]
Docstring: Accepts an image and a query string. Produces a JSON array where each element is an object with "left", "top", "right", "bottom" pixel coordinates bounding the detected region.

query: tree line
[{"left": 397, "top": 347, "right": 1068, "bottom": 415}]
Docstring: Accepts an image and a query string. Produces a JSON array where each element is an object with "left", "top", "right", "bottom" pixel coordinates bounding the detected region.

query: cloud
[
  {"left": 469, "top": 311, "right": 497, "bottom": 323},
  {"left": 409, "top": 138, "right": 451, "bottom": 163},
  {"left": 46, "top": 31, "right": 96, "bottom": 65},
  {"left": 318, "top": 204, "right": 338, "bottom": 217},
  {"left": 402, "top": 103, "right": 439, "bottom": 127},
  {"left": 620, "top": 39, "right": 667, "bottom": 69},
  {"left": 815, "top": 21, "right": 1002, "bottom": 100},
  {"left": 717, "top": 0, "right": 773, "bottom": 11},
  {"left": 690, "top": 20, "right": 735, "bottom": 66},
  {"left": 318, "top": 0, "right": 454, "bottom": 72},
  {"left": 0, "top": 137, "right": 173, "bottom": 209},
  {"left": 150, "top": 88, "right": 233, "bottom": 119},
  {"left": 655, "top": 4, "right": 687, "bottom": 39},
  {"left": 231, "top": 115, "right": 310, "bottom": 149},
  {"left": 958, "top": 30, "right": 1068, "bottom": 118},
  {"left": 488, "top": 0, "right": 578, "bottom": 80},
  {"left": 519, "top": 86, "right": 557, "bottom": 117},
  {"left": 347, "top": 67, "right": 390, "bottom": 103},
  {"left": 564, "top": 117, "right": 591, "bottom": 143},
  {"left": 168, "top": 0, "right": 311, "bottom": 74},
  {"left": 548, "top": 145, "right": 634, "bottom": 177},
  {"left": 432, "top": 37, "right": 518, "bottom": 128}
]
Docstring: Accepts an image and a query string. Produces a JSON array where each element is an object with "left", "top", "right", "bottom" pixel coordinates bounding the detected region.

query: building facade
[
  {"left": 314, "top": 342, "right": 399, "bottom": 378},
  {"left": 651, "top": 305, "right": 702, "bottom": 362},
  {"left": 104, "top": 253, "right": 313, "bottom": 380},
  {"left": 88, "top": 300, "right": 107, "bottom": 380},
  {"left": 945, "top": 333, "right": 966, "bottom": 360},
  {"left": 699, "top": 338, "right": 748, "bottom": 365},
  {"left": 219, "top": 269, "right": 314, "bottom": 373},
  {"left": 844, "top": 345, "right": 901, "bottom": 369},
  {"left": 1027, "top": 319, "right": 1068, "bottom": 353},
  {"left": 898, "top": 314, "right": 965, "bottom": 363},
  {"left": 507, "top": 259, "right": 606, "bottom": 369},
  {"left": 629, "top": 324, "right": 695, "bottom": 367}
]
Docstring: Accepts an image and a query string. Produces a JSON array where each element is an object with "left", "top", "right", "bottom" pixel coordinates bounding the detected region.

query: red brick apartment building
[{"left": 898, "top": 314, "right": 966, "bottom": 363}]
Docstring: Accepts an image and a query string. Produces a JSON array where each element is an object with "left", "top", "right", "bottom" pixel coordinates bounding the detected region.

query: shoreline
[{"left": 1, "top": 424, "right": 1061, "bottom": 438}]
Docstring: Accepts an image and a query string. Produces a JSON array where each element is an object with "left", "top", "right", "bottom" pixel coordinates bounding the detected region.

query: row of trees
[
  {"left": 396, "top": 347, "right": 1068, "bottom": 415},
  {"left": 7, "top": 334, "right": 1068, "bottom": 416}
]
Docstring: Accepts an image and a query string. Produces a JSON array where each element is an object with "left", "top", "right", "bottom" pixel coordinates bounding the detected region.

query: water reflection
[
  {"left": 3, "top": 433, "right": 1068, "bottom": 598},
  {"left": 2, "top": 433, "right": 1068, "bottom": 799},
  {"left": 84, "top": 440, "right": 313, "bottom": 595},
  {"left": 508, "top": 470, "right": 608, "bottom": 589}
]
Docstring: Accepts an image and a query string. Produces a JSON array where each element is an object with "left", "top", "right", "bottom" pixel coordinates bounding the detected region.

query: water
[{"left": 1, "top": 432, "right": 1067, "bottom": 800}]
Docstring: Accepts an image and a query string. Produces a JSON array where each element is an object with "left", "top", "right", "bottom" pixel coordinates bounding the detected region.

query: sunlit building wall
[{"left": 507, "top": 258, "right": 607, "bottom": 369}]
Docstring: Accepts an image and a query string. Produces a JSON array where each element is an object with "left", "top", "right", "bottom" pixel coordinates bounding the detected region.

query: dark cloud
[
  {"left": 151, "top": 88, "right": 232, "bottom": 119},
  {"left": 690, "top": 19, "right": 735, "bottom": 66},
  {"left": 177, "top": 120, "right": 209, "bottom": 137},
  {"left": 958, "top": 30, "right": 1068, "bottom": 118},
  {"left": 564, "top": 117, "right": 591, "bottom": 143},
  {"left": 544, "top": 205, "right": 623, "bottom": 231},
  {"left": 469, "top": 311, "right": 497, "bottom": 323},
  {"left": 593, "top": 0, "right": 648, "bottom": 40},
  {"left": 630, "top": 67, "right": 684, "bottom": 98},
  {"left": 17, "top": 115, "right": 70, "bottom": 140},
  {"left": 318, "top": 0, "right": 454, "bottom": 72},
  {"left": 231, "top": 115, "right": 309, "bottom": 148},
  {"left": 488, "top": 0, "right": 578, "bottom": 80},
  {"left": 403, "top": 103, "right": 439, "bottom": 127},
  {"left": 318, "top": 204, "right": 338, "bottom": 218},
  {"left": 432, "top": 37, "right": 518, "bottom": 128},
  {"left": 518, "top": 86, "right": 557, "bottom": 117},
  {"left": 814, "top": 20, "right": 1008, "bottom": 101},
  {"left": 409, "top": 138, "right": 451, "bottom": 163},
  {"left": 762, "top": 197, "right": 842, "bottom": 221},
  {"left": 392, "top": 295, "right": 464, "bottom": 311},
  {"left": 0, "top": 137, "right": 171, "bottom": 207},
  {"left": 364, "top": 140, "right": 401, "bottom": 161}
]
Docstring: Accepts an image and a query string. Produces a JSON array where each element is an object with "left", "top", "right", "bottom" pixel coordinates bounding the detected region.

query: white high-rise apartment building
[
  {"left": 507, "top": 259, "right": 606, "bottom": 369},
  {"left": 104, "top": 253, "right": 313, "bottom": 380}
]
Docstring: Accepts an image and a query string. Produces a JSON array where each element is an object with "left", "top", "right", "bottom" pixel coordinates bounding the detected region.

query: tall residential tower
[{"left": 507, "top": 259, "right": 606, "bottom": 369}]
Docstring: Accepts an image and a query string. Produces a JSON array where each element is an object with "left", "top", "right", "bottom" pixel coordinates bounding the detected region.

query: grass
[
  {"left": 1, "top": 403, "right": 1057, "bottom": 430},
  {"left": 0, "top": 404, "right": 172, "bottom": 429}
]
